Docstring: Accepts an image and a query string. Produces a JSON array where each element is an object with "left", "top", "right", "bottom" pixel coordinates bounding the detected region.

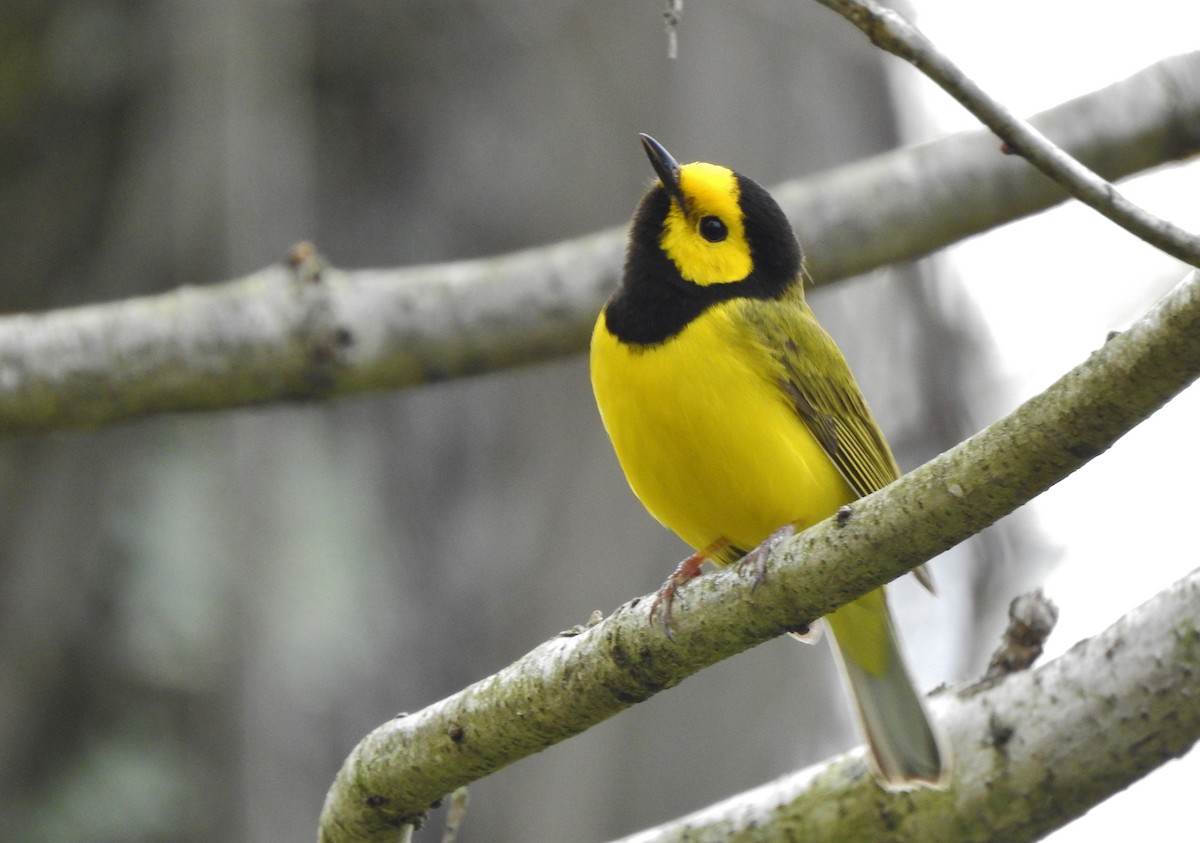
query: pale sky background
[{"left": 903, "top": 2, "right": 1199, "bottom": 838}]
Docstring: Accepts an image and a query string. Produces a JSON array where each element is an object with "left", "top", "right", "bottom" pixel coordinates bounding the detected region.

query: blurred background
[{"left": 0, "top": 1, "right": 1196, "bottom": 841}]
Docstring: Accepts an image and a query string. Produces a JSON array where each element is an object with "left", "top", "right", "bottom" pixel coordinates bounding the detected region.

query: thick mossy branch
[
  {"left": 317, "top": 271, "right": 1200, "bottom": 843},
  {"left": 610, "top": 569, "right": 1200, "bottom": 843},
  {"left": 2, "top": 53, "right": 1199, "bottom": 435}
]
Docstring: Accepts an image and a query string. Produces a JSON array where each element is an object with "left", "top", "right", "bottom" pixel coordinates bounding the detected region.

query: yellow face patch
[{"left": 659, "top": 162, "right": 753, "bottom": 286}]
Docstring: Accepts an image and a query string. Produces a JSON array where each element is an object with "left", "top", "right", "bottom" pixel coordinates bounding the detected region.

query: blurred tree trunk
[{"left": 0, "top": 3, "right": 1003, "bottom": 842}]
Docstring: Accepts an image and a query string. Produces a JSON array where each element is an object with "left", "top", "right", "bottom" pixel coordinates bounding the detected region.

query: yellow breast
[{"left": 590, "top": 301, "right": 854, "bottom": 561}]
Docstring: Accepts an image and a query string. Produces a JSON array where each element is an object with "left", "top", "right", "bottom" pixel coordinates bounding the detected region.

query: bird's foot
[
  {"left": 738, "top": 524, "right": 796, "bottom": 591},
  {"left": 648, "top": 538, "right": 728, "bottom": 639}
]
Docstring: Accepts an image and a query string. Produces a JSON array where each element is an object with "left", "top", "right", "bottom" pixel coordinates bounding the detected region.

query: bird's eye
[{"left": 698, "top": 215, "right": 728, "bottom": 243}]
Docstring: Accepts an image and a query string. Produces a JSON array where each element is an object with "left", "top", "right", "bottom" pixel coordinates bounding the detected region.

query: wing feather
[{"left": 740, "top": 289, "right": 900, "bottom": 498}]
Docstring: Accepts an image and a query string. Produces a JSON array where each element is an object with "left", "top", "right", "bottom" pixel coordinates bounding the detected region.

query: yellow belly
[{"left": 590, "top": 302, "right": 854, "bottom": 560}]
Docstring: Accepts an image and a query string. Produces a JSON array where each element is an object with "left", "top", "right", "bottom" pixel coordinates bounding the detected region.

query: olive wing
[{"left": 741, "top": 293, "right": 901, "bottom": 498}]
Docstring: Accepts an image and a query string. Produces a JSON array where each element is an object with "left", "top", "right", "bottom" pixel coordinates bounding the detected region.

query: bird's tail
[{"left": 825, "top": 588, "right": 949, "bottom": 789}]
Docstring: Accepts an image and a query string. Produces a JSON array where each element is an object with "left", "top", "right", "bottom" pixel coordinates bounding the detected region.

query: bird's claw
[
  {"left": 648, "top": 550, "right": 709, "bottom": 639},
  {"left": 738, "top": 524, "right": 795, "bottom": 590}
]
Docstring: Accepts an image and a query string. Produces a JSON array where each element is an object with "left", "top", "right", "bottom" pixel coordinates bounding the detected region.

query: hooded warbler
[{"left": 589, "top": 134, "right": 948, "bottom": 789}]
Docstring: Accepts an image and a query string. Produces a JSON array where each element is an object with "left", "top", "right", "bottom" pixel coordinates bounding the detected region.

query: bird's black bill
[{"left": 639, "top": 133, "right": 687, "bottom": 214}]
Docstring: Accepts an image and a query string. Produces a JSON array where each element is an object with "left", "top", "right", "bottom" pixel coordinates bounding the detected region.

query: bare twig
[
  {"left": 983, "top": 590, "right": 1059, "bottom": 681},
  {"left": 439, "top": 788, "right": 469, "bottom": 843},
  {"left": 663, "top": 0, "right": 683, "bottom": 59},
  {"left": 317, "top": 270, "right": 1200, "bottom": 842},
  {"left": 812, "top": 0, "right": 1200, "bottom": 267}
]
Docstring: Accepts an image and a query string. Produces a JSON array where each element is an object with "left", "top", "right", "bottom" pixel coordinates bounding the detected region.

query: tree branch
[
  {"left": 317, "top": 269, "right": 1200, "bottom": 842},
  {"left": 812, "top": 0, "right": 1200, "bottom": 266},
  {"left": 2, "top": 53, "right": 1199, "bottom": 435},
  {"left": 608, "top": 568, "right": 1200, "bottom": 842}
]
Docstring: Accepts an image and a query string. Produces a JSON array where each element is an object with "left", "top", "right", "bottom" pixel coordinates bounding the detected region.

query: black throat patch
[{"left": 603, "top": 174, "right": 801, "bottom": 347}]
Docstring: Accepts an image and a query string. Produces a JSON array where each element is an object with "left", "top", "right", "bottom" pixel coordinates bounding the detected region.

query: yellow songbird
[{"left": 590, "top": 134, "right": 948, "bottom": 788}]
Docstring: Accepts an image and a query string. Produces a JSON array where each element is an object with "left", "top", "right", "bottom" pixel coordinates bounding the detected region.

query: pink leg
[{"left": 649, "top": 538, "right": 729, "bottom": 638}]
